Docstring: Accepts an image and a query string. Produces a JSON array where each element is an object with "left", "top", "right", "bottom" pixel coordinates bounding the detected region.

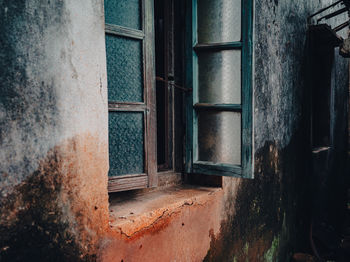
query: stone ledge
[{"left": 108, "top": 185, "right": 222, "bottom": 237}]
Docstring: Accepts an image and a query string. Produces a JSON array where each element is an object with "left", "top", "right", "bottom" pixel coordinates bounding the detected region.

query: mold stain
[
  {"left": 264, "top": 235, "right": 280, "bottom": 261},
  {"left": 204, "top": 131, "right": 311, "bottom": 261},
  {"left": 0, "top": 133, "right": 109, "bottom": 262}
]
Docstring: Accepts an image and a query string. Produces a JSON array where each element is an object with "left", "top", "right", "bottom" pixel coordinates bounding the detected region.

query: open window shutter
[
  {"left": 186, "top": 0, "right": 253, "bottom": 178},
  {"left": 105, "top": 0, "right": 157, "bottom": 192}
]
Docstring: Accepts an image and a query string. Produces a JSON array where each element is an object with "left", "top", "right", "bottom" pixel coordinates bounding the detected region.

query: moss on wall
[{"left": 204, "top": 134, "right": 312, "bottom": 261}]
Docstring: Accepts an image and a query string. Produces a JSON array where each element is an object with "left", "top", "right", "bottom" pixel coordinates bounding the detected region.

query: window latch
[{"left": 156, "top": 76, "right": 192, "bottom": 93}]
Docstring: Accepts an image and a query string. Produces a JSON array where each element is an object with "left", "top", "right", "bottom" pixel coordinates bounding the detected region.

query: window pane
[
  {"left": 197, "top": 111, "right": 241, "bottom": 165},
  {"left": 197, "top": 0, "right": 241, "bottom": 43},
  {"left": 104, "top": 0, "right": 142, "bottom": 30},
  {"left": 198, "top": 50, "right": 241, "bottom": 104},
  {"left": 109, "top": 112, "right": 145, "bottom": 176},
  {"left": 106, "top": 35, "right": 144, "bottom": 102}
]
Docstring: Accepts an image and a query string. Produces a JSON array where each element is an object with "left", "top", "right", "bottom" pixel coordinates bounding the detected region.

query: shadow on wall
[
  {"left": 204, "top": 134, "right": 313, "bottom": 261},
  {"left": 202, "top": 25, "right": 349, "bottom": 262}
]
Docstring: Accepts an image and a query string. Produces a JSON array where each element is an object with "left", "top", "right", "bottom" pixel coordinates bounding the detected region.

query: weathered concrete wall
[
  {"left": 98, "top": 1, "right": 348, "bottom": 261},
  {"left": 0, "top": 1, "right": 109, "bottom": 260},
  {"left": 0, "top": 0, "right": 348, "bottom": 261}
]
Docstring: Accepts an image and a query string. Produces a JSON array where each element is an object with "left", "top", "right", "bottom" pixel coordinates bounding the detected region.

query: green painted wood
[
  {"left": 193, "top": 162, "right": 242, "bottom": 177},
  {"left": 194, "top": 103, "right": 242, "bottom": 111},
  {"left": 186, "top": 0, "right": 253, "bottom": 178},
  {"left": 185, "top": 0, "right": 194, "bottom": 173},
  {"left": 194, "top": 41, "right": 242, "bottom": 51},
  {"left": 241, "top": 0, "right": 253, "bottom": 178},
  {"left": 192, "top": 0, "right": 199, "bottom": 163}
]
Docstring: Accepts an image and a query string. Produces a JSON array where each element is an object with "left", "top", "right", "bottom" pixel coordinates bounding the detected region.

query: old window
[
  {"left": 185, "top": 0, "right": 253, "bottom": 178},
  {"left": 105, "top": 0, "right": 185, "bottom": 192},
  {"left": 105, "top": 0, "right": 157, "bottom": 192},
  {"left": 105, "top": 0, "right": 253, "bottom": 193}
]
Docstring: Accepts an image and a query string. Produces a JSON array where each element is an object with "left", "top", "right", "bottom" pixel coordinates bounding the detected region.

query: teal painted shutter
[
  {"left": 186, "top": 0, "right": 253, "bottom": 178},
  {"left": 105, "top": 0, "right": 157, "bottom": 192}
]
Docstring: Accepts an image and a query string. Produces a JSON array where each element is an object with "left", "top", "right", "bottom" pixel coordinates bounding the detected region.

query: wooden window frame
[
  {"left": 185, "top": 0, "right": 253, "bottom": 178},
  {"left": 106, "top": 0, "right": 157, "bottom": 192},
  {"left": 155, "top": 0, "right": 174, "bottom": 172},
  {"left": 106, "top": 0, "right": 252, "bottom": 192}
]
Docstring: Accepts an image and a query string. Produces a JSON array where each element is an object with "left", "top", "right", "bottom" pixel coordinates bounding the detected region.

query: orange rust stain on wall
[
  {"left": 99, "top": 192, "right": 224, "bottom": 262},
  {"left": 0, "top": 133, "right": 109, "bottom": 259},
  {"left": 118, "top": 209, "right": 178, "bottom": 242},
  {"left": 56, "top": 133, "right": 110, "bottom": 254}
]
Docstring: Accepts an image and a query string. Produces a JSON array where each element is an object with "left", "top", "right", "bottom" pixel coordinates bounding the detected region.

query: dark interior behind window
[{"left": 155, "top": 0, "right": 185, "bottom": 172}]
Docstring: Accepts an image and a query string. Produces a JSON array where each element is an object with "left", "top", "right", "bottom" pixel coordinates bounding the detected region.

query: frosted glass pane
[
  {"left": 198, "top": 111, "right": 241, "bottom": 165},
  {"left": 104, "top": 0, "right": 141, "bottom": 30},
  {"left": 198, "top": 50, "right": 241, "bottom": 104},
  {"left": 109, "top": 112, "right": 144, "bottom": 176},
  {"left": 197, "top": 0, "right": 241, "bottom": 43},
  {"left": 106, "top": 35, "right": 143, "bottom": 102}
]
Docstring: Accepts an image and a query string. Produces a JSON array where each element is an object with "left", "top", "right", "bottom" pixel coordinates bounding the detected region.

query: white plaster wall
[{"left": 0, "top": 0, "right": 108, "bottom": 197}]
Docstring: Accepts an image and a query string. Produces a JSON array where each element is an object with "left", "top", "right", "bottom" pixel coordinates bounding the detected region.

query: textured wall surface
[
  {"left": 0, "top": 1, "right": 109, "bottom": 260},
  {"left": 100, "top": 188, "right": 224, "bottom": 262},
  {"left": 0, "top": 0, "right": 348, "bottom": 261},
  {"left": 203, "top": 1, "right": 349, "bottom": 261}
]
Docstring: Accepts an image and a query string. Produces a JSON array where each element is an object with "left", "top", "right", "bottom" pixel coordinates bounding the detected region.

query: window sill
[{"left": 108, "top": 185, "right": 222, "bottom": 237}]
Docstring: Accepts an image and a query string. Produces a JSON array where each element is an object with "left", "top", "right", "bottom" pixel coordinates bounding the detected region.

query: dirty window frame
[
  {"left": 185, "top": 0, "right": 253, "bottom": 178},
  {"left": 155, "top": 0, "right": 187, "bottom": 176},
  {"left": 105, "top": 0, "right": 157, "bottom": 192}
]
